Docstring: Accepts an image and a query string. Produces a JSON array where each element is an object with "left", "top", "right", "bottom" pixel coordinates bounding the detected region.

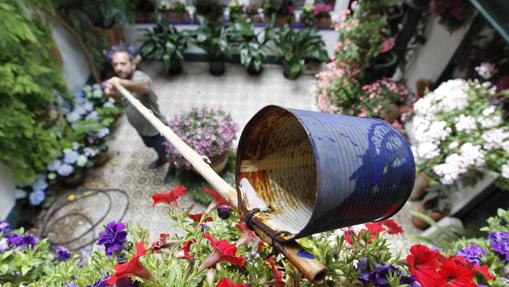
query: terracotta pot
[
  {"left": 411, "top": 197, "right": 449, "bottom": 230},
  {"left": 314, "top": 16, "right": 331, "bottom": 28},
  {"left": 93, "top": 151, "right": 110, "bottom": 167},
  {"left": 166, "top": 11, "right": 190, "bottom": 22},
  {"left": 251, "top": 14, "right": 262, "bottom": 23},
  {"left": 63, "top": 171, "right": 86, "bottom": 187},
  {"left": 409, "top": 172, "right": 431, "bottom": 201}
]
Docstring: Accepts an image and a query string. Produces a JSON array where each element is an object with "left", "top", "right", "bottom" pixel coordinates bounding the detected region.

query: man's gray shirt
[{"left": 124, "top": 70, "right": 168, "bottom": 136}]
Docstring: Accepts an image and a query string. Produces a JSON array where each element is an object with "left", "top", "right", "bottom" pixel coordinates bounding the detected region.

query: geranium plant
[
  {"left": 431, "top": 0, "right": 474, "bottom": 31},
  {"left": 411, "top": 79, "right": 509, "bottom": 190},
  {"left": 313, "top": 3, "right": 332, "bottom": 18},
  {"left": 163, "top": 107, "right": 238, "bottom": 170}
]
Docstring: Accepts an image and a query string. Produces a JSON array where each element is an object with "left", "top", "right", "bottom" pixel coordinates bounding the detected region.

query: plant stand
[
  {"left": 93, "top": 151, "right": 110, "bottom": 167},
  {"left": 63, "top": 171, "right": 87, "bottom": 187}
]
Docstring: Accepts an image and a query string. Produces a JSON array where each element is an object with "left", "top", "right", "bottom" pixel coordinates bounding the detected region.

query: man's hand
[{"left": 103, "top": 77, "right": 124, "bottom": 99}]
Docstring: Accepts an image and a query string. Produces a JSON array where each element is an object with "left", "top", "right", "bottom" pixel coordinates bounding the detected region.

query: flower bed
[{"left": 1, "top": 185, "right": 507, "bottom": 286}]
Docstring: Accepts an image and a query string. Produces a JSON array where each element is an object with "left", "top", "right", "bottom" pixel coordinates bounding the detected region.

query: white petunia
[
  {"left": 456, "top": 115, "right": 477, "bottom": 132},
  {"left": 475, "top": 62, "right": 497, "bottom": 80},
  {"left": 501, "top": 164, "right": 509, "bottom": 179},
  {"left": 482, "top": 128, "right": 509, "bottom": 150},
  {"left": 482, "top": 105, "right": 496, "bottom": 116},
  {"left": 479, "top": 115, "right": 502, "bottom": 128},
  {"left": 416, "top": 141, "right": 440, "bottom": 160}
]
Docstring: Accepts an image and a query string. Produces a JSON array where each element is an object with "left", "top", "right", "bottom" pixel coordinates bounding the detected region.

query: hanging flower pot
[
  {"left": 372, "top": 51, "right": 398, "bottom": 78},
  {"left": 386, "top": 6, "right": 404, "bottom": 36}
]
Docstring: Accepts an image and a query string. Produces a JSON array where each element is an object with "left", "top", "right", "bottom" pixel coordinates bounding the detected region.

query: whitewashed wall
[
  {"left": 403, "top": 16, "right": 473, "bottom": 93},
  {"left": 0, "top": 165, "right": 16, "bottom": 219}
]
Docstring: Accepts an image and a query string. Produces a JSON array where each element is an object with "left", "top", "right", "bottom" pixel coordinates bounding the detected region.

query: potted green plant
[
  {"left": 159, "top": 0, "right": 190, "bottom": 22},
  {"left": 193, "top": 0, "right": 224, "bottom": 21},
  {"left": 139, "top": 14, "right": 189, "bottom": 75},
  {"left": 272, "top": 25, "right": 329, "bottom": 79},
  {"left": 90, "top": 0, "right": 136, "bottom": 45},
  {"left": 133, "top": 0, "right": 155, "bottom": 22},
  {"left": 312, "top": 3, "right": 332, "bottom": 28},
  {"left": 229, "top": 19, "right": 274, "bottom": 75},
  {"left": 191, "top": 16, "right": 232, "bottom": 76},
  {"left": 243, "top": 3, "right": 262, "bottom": 23},
  {"left": 299, "top": 3, "right": 315, "bottom": 27},
  {"left": 228, "top": 0, "right": 244, "bottom": 21},
  {"left": 263, "top": 0, "right": 294, "bottom": 26}
]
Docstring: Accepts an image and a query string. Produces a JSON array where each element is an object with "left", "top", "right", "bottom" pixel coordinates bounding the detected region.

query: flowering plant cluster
[
  {"left": 19, "top": 84, "right": 121, "bottom": 206},
  {"left": 313, "top": 3, "right": 332, "bottom": 18},
  {"left": 431, "top": 0, "right": 474, "bottom": 31},
  {"left": 163, "top": 107, "right": 238, "bottom": 169},
  {"left": 410, "top": 79, "right": 509, "bottom": 189},
  {"left": 3, "top": 186, "right": 509, "bottom": 286},
  {"left": 0, "top": 220, "right": 72, "bottom": 284},
  {"left": 159, "top": 0, "right": 187, "bottom": 14},
  {"left": 314, "top": 1, "right": 409, "bottom": 122}
]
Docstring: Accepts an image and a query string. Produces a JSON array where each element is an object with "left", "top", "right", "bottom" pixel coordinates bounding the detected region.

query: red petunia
[
  {"left": 150, "top": 233, "right": 179, "bottom": 254},
  {"left": 266, "top": 256, "right": 285, "bottom": 287},
  {"left": 188, "top": 212, "right": 213, "bottom": 223},
  {"left": 235, "top": 222, "right": 257, "bottom": 247},
  {"left": 215, "top": 278, "right": 249, "bottom": 287},
  {"left": 450, "top": 256, "right": 494, "bottom": 281},
  {"left": 407, "top": 244, "right": 443, "bottom": 287},
  {"left": 380, "top": 219, "right": 404, "bottom": 234},
  {"left": 199, "top": 233, "right": 245, "bottom": 271},
  {"left": 151, "top": 186, "right": 187, "bottom": 206},
  {"left": 203, "top": 187, "right": 230, "bottom": 213},
  {"left": 176, "top": 240, "right": 195, "bottom": 260},
  {"left": 439, "top": 258, "right": 475, "bottom": 287},
  {"left": 106, "top": 241, "right": 155, "bottom": 286}
]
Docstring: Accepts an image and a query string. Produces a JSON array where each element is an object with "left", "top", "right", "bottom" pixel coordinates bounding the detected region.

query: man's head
[{"left": 111, "top": 48, "right": 136, "bottom": 79}]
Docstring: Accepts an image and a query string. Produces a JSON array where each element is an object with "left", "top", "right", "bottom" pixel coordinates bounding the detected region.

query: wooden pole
[{"left": 113, "top": 82, "right": 328, "bottom": 283}]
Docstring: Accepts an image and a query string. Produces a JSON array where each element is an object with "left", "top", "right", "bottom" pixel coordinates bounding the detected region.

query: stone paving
[{"left": 39, "top": 61, "right": 420, "bottom": 255}]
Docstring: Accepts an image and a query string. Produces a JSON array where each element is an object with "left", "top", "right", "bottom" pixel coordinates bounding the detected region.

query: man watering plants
[{"left": 103, "top": 44, "right": 176, "bottom": 184}]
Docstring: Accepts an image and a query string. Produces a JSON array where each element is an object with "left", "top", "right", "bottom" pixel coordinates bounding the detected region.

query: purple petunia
[
  {"left": 86, "top": 278, "right": 108, "bottom": 287},
  {"left": 488, "top": 231, "right": 509, "bottom": 262},
  {"left": 0, "top": 220, "right": 10, "bottom": 234},
  {"left": 217, "top": 205, "right": 232, "bottom": 220},
  {"left": 456, "top": 243, "right": 487, "bottom": 265},
  {"left": 357, "top": 258, "right": 418, "bottom": 287},
  {"left": 64, "top": 282, "right": 78, "bottom": 287},
  {"left": 0, "top": 238, "right": 8, "bottom": 252},
  {"left": 53, "top": 244, "right": 71, "bottom": 261},
  {"left": 97, "top": 221, "right": 127, "bottom": 257},
  {"left": 6, "top": 233, "right": 38, "bottom": 249}
]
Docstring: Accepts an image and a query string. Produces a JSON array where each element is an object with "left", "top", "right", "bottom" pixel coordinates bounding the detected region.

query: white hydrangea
[
  {"left": 416, "top": 141, "right": 440, "bottom": 160},
  {"left": 482, "top": 128, "right": 509, "bottom": 150},
  {"left": 456, "top": 115, "right": 477, "bottom": 132},
  {"left": 502, "top": 164, "right": 509, "bottom": 179}
]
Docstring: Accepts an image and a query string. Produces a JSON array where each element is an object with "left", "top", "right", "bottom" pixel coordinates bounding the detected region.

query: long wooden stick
[{"left": 113, "top": 82, "right": 327, "bottom": 283}]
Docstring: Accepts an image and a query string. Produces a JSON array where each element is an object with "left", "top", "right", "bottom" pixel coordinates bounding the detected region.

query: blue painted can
[{"left": 236, "top": 105, "right": 415, "bottom": 239}]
